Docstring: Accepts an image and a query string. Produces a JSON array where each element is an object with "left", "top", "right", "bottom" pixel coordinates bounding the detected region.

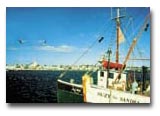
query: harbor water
[{"left": 6, "top": 70, "right": 150, "bottom": 103}]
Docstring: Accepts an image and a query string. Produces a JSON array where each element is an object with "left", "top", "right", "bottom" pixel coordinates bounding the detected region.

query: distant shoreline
[{"left": 6, "top": 67, "right": 150, "bottom": 72}]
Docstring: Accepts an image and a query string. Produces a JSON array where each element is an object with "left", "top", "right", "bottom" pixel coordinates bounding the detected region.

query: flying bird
[
  {"left": 39, "top": 40, "right": 47, "bottom": 46},
  {"left": 18, "top": 39, "right": 25, "bottom": 44},
  {"left": 43, "top": 40, "right": 47, "bottom": 44}
]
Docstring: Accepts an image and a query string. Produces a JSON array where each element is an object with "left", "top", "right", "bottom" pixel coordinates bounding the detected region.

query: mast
[
  {"left": 116, "top": 8, "right": 120, "bottom": 63},
  {"left": 111, "top": 8, "right": 125, "bottom": 64}
]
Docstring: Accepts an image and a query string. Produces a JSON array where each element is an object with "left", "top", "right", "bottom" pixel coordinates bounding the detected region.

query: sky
[{"left": 6, "top": 7, "right": 150, "bottom": 66}]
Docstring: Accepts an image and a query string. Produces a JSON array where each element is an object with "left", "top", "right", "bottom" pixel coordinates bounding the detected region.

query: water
[
  {"left": 6, "top": 70, "right": 92, "bottom": 103},
  {"left": 6, "top": 70, "right": 150, "bottom": 103}
]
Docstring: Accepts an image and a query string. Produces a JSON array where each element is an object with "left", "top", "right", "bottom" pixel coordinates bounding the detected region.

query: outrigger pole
[{"left": 115, "top": 13, "right": 150, "bottom": 82}]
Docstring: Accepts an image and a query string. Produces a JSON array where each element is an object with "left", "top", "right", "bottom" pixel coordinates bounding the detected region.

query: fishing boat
[{"left": 57, "top": 7, "right": 150, "bottom": 103}]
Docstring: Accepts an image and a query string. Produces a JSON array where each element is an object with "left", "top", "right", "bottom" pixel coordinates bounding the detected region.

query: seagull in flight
[
  {"left": 18, "top": 39, "right": 25, "bottom": 44},
  {"left": 39, "top": 39, "right": 47, "bottom": 46}
]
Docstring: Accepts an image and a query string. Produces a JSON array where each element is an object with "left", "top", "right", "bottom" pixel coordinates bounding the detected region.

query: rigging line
[
  {"left": 58, "top": 37, "right": 101, "bottom": 78},
  {"left": 121, "top": 13, "right": 150, "bottom": 62},
  {"left": 72, "top": 39, "right": 98, "bottom": 65},
  {"left": 130, "top": 48, "right": 136, "bottom": 71},
  {"left": 105, "top": 22, "right": 116, "bottom": 61},
  {"left": 99, "top": 21, "right": 116, "bottom": 63},
  {"left": 133, "top": 14, "right": 150, "bottom": 49},
  {"left": 119, "top": 17, "right": 135, "bottom": 61},
  {"left": 108, "top": 22, "right": 116, "bottom": 49},
  {"left": 88, "top": 27, "right": 116, "bottom": 76},
  {"left": 112, "top": 12, "right": 140, "bottom": 62},
  {"left": 121, "top": 18, "right": 132, "bottom": 44},
  {"left": 128, "top": 24, "right": 141, "bottom": 60},
  {"left": 115, "top": 13, "right": 150, "bottom": 82},
  {"left": 72, "top": 20, "right": 112, "bottom": 66},
  {"left": 85, "top": 62, "right": 99, "bottom": 76},
  {"left": 127, "top": 7, "right": 147, "bottom": 22},
  {"left": 123, "top": 17, "right": 137, "bottom": 59},
  {"left": 124, "top": 10, "right": 149, "bottom": 67},
  {"left": 96, "top": 12, "right": 116, "bottom": 51},
  {"left": 128, "top": 8, "right": 149, "bottom": 37},
  {"left": 130, "top": 16, "right": 144, "bottom": 59},
  {"left": 96, "top": 18, "right": 112, "bottom": 36},
  {"left": 125, "top": 8, "right": 147, "bottom": 33},
  {"left": 58, "top": 20, "right": 112, "bottom": 79},
  {"left": 110, "top": 13, "right": 132, "bottom": 61}
]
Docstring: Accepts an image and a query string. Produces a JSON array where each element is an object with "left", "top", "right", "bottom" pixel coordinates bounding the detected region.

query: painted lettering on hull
[
  {"left": 97, "top": 92, "right": 110, "bottom": 98},
  {"left": 97, "top": 92, "right": 141, "bottom": 103}
]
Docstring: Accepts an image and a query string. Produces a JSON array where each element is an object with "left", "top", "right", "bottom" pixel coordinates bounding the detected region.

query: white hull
[{"left": 85, "top": 85, "right": 150, "bottom": 103}]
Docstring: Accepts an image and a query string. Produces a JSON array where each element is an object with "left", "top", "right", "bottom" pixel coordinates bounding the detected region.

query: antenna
[
  {"left": 111, "top": 8, "right": 126, "bottom": 63},
  {"left": 111, "top": 7, "right": 126, "bottom": 20}
]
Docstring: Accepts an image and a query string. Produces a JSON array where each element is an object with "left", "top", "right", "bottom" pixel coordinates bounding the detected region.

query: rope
[
  {"left": 120, "top": 11, "right": 149, "bottom": 65},
  {"left": 58, "top": 37, "right": 101, "bottom": 78},
  {"left": 114, "top": 13, "right": 150, "bottom": 83},
  {"left": 125, "top": 8, "right": 149, "bottom": 61},
  {"left": 58, "top": 19, "right": 112, "bottom": 79}
]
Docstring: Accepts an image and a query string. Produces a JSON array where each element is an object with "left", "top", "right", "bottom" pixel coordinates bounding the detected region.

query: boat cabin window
[
  {"left": 109, "top": 73, "right": 114, "bottom": 79},
  {"left": 118, "top": 74, "right": 121, "bottom": 79},
  {"left": 100, "top": 71, "right": 104, "bottom": 77}
]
